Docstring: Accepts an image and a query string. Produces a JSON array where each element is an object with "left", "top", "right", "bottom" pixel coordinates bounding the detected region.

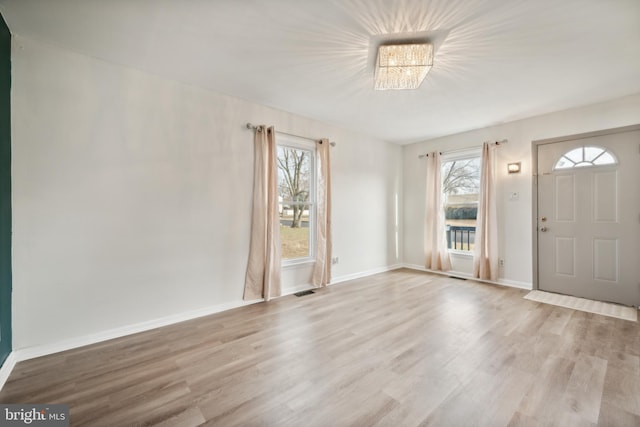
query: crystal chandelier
[{"left": 374, "top": 43, "right": 433, "bottom": 90}]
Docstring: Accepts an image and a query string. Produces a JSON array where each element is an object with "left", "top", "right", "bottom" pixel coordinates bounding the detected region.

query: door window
[{"left": 554, "top": 146, "right": 617, "bottom": 170}]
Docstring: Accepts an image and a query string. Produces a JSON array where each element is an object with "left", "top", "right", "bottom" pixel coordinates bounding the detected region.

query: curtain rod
[
  {"left": 246, "top": 123, "right": 336, "bottom": 147},
  {"left": 418, "top": 139, "right": 507, "bottom": 159}
]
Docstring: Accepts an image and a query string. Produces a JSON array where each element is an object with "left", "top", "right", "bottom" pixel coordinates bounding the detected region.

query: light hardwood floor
[{"left": 1, "top": 269, "right": 639, "bottom": 426}]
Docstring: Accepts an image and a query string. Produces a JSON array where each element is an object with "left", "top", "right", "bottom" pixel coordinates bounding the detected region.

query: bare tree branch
[
  {"left": 277, "top": 147, "right": 311, "bottom": 227},
  {"left": 442, "top": 158, "right": 480, "bottom": 195}
]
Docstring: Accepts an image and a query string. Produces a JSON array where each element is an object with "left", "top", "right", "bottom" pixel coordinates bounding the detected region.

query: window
[
  {"left": 442, "top": 151, "right": 481, "bottom": 252},
  {"left": 554, "top": 146, "right": 617, "bottom": 170},
  {"left": 276, "top": 137, "right": 316, "bottom": 262}
]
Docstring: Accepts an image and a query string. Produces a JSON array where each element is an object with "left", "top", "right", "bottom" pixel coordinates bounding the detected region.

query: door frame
[{"left": 531, "top": 123, "right": 640, "bottom": 292}]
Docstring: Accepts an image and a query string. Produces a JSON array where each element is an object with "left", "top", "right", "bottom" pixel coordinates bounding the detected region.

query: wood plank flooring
[{"left": 1, "top": 269, "right": 639, "bottom": 426}]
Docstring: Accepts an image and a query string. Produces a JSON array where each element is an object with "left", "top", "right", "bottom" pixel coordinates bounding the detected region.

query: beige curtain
[
  {"left": 424, "top": 152, "right": 451, "bottom": 271},
  {"left": 244, "top": 126, "right": 282, "bottom": 301},
  {"left": 473, "top": 142, "right": 499, "bottom": 281},
  {"left": 312, "top": 139, "right": 332, "bottom": 287}
]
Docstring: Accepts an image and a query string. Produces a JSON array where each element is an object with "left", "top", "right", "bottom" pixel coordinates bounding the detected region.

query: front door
[{"left": 536, "top": 127, "right": 640, "bottom": 307}]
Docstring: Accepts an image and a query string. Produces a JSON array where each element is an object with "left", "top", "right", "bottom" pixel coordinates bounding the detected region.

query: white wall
[
  {"left": 403, "top": 93, "right": 640, "bottom": 287},
  {"left": 11, "top": 36, "right": 402, "bottom": 351}
]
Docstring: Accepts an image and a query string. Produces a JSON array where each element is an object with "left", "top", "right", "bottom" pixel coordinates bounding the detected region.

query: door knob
[{"left": 540, "top": 226, "right": 548, "bottom": 232}]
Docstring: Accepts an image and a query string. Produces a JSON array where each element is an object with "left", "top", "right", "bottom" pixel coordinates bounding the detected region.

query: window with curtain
[
  {"left": 441, "top": 150, "right": 481, "bottom": 252},
  {"left": 276, "top": 136, "right": 316, "bottom": 263}
]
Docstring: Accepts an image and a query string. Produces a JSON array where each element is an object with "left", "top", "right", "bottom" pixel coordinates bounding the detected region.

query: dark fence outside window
[{"left": 446, "top": 225, "right": 476, "bottom": 251}]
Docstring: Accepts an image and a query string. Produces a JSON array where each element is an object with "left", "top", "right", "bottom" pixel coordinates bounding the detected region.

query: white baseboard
[
  {"left": 0, "top": 352, "right": 17, "bottom": 391},
  {"left": 402, "top": 263, "right": 532, "bottom": 290},
  {"left": 330, "top": 264, "right": 403, "bottom": 285},
  {"left": 281, "top": 264, "right": 405, "bottom": 293},
  {"left": 496, "top": 278, "right": 533, "bottom": 290},
  {"left": 13, "top": 299, "right": 262, "bottom": 363}
]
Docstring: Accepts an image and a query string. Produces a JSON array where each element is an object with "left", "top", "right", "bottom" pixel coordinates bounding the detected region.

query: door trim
[{"left": 531, "top": 124, "right": 640, "bottom": 292}]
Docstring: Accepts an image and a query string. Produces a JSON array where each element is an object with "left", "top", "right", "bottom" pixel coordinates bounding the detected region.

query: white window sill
[{"left": 282, "top": 258, "right": 316, "bottom": 269}]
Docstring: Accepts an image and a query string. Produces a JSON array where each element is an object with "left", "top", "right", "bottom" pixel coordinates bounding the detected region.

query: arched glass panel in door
[{"left": 554, "top": 146, "right": 617, "bottom": 170}]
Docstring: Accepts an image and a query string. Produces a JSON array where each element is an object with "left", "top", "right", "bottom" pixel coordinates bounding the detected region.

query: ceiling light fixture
[{"left": 374, "top": 43, "right": 433, "bottom": 90}]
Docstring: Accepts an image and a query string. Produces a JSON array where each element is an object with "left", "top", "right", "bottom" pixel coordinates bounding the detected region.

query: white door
[{"left": 537, "top": 128, "right": 640, "bottom": 307}]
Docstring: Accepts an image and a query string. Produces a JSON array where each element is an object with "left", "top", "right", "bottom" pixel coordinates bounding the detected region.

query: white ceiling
[{"left": 1, "top": 0, "right": 639, "bottom": 144}]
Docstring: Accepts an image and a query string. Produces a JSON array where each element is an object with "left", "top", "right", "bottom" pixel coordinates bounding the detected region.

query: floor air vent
[
  {"left": 449, "top": 276, "right": 467, "bottom": 280},
  {"left": 294, "top": 290, "right": 315, "bottom": 297}
]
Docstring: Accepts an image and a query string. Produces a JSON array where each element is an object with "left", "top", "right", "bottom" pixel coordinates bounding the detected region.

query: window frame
[
  {"left": 441, "top": 148, "right": 481, "bottom": 256},
  {"left": 276, "top": 135, "right": 317, "bottom": 266}
]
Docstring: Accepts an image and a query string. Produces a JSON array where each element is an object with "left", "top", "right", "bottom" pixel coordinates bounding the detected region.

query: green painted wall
[{"left": 0, "top": 12, "right": 11, "bottom": 366}]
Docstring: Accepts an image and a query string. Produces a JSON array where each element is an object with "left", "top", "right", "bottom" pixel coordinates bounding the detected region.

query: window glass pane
[
  {"left": 277, "top": 145, "right": 313, "bottom": 260},
  {"left": 279, "top": 204, "right": 311, "bottom": 259},
  {"left": 564, "top": 148, "right": 584, "bottom": 163},
  {"left": 555, "top": 157, "right": 574, "bottom": 169},
  {"left": 554, "top": 146, "right": 617, "bottom": 170},
  {"left": 442, "top": 157, "right": 480, "bottom": 252},
  {"left": 584, "top": 146, "right": 604, "bottom": 162},
  {"left": 593, "top": 152, "right": 615, "bottom": 165}
]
